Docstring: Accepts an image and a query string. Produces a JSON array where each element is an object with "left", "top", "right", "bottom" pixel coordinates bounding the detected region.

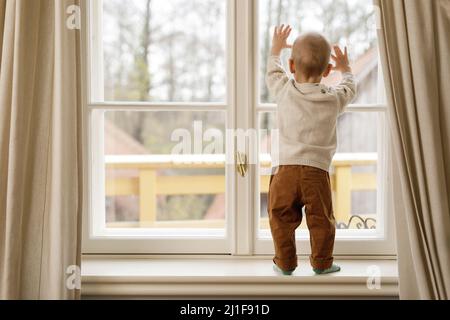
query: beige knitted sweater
[{"left": 266, "top": 55, "right": 357, "bottom": 172}]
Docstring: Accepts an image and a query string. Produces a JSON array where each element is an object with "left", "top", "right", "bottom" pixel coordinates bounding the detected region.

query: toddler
[{"left": 266, "top": 25, "right": 356, "bottom": 275}]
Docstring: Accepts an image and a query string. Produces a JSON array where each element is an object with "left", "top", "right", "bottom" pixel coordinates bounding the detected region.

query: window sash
[
  {"left": 82, "top": 0, "right": 235, "bottom": 254},
  {"left": 82, "top": 0, "right": 395, "bottom": 256}
]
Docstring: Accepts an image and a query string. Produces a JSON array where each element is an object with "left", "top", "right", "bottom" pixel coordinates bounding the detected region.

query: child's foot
[
  {"left": 273, "top": 264, "right": 295, "bottom": 276},
  {"left": 313, "top": 264, "right": 341, "bottom": 275}
]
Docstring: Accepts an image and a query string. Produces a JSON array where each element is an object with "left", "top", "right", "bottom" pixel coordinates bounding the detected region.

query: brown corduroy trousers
[{"left": 268, "top": 165, "right": 336, "bottom": 271}]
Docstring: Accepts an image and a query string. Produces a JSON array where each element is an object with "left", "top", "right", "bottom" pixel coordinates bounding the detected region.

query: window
[
  {"left": 102, "top": 0, "right": 227, "bottom": 102},
  {"left": 255, "top": 0, "right": 393, "bottom": 255},
  {"left": 82, "top": 0, "right": 395, "bottom": 255}
]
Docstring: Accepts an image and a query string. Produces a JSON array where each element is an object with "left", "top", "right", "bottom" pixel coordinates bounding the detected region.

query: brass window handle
[{"left": 236, "top": 152, "right": 248, "bottom": 178}]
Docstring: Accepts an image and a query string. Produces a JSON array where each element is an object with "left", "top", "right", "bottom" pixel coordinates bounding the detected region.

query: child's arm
[
  {"left": 266, "top": 25, "right": 292, "bottom": 100},
  {"left": 332, "top": 46, "right": 357, "bottom": 114}
]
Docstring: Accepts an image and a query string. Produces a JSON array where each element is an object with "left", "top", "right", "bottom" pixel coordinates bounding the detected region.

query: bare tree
[
  {"left": 129, "top": 0, "right": 152, "bottom": 142},
  {"left": 104, "top": 0, "right": 135, "bottom": 101},
  {"left": 261, "top": 0, "right": 274, "bottom": 104}
]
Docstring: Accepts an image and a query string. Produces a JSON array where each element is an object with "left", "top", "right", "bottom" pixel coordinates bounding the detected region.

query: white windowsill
[{"left": 81, "top": 256, "right": 398, "bottom": 299}]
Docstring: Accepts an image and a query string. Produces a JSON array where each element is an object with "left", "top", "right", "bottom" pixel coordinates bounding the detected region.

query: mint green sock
[
  {"left": 313, "top": 264, "right": 341, "bottom": 275},
  {"left": 273, "top": 264, "right": 295, "bottom": 276}
]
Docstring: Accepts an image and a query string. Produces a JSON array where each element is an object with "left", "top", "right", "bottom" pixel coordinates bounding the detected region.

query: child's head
[{"left": 289, "top": 32, "right": 332, "bottom": 82}]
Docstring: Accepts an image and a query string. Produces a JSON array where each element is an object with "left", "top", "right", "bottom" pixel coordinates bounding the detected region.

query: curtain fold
[
  {"left": 376, "top": 0, "right": 450, "bottom": 299},
  {"left": 0, "top": 0, "right": 5, "bottom": 63},
  {"left": 0, "top": 0, "right": 82, "bottom": 300}
]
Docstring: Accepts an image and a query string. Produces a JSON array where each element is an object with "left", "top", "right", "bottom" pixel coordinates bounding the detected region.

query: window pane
[
  {"left": 258, "top": 0, "right": 379, "bottom": 104},
  {"left": 104, "top": 111, "right": 226, "bottom": 234},
  {"left": 102, "top": 0, "right": 227, "bottom": 102},
  {"left": 259, "top": 112, "right": 379, "bottom": 234}
]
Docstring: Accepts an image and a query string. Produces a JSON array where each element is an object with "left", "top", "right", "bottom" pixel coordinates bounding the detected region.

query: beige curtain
[
  {"left": 0, "top": 1, "right": 5, "bottom": 63},
  {"left": 0, "top": 0, "right": 82, "bottom": 299},
  {"left": 376, "top": 0, "right": 450, "bottom": 299}
]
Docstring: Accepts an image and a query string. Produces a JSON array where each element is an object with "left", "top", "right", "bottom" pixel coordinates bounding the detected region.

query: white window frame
[
  {"left": 81, "top": 0, "right": 396, "bottom": 256},
  {"left": 251, "top": 0, "right": 395, "bottom": 256},
  {"left": 81, "top": 0, "right": 236, "bottom": 254}
]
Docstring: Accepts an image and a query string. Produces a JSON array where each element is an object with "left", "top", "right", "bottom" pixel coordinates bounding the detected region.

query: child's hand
[
  {"left": 331, "top": 46, "right": 352, "bottom": 73},
  {"left": 271, "top": 25, "right": 292, "bottom": 56}
]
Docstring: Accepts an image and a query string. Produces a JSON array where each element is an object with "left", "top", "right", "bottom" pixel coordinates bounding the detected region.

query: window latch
[{"left": 236, "top": 151, "right": 248, "bottom": 178}]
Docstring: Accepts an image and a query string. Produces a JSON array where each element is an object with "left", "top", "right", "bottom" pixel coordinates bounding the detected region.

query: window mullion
[
  {"left": 89, "top": 0, "right": 105, "bottom": 103},
  {"left": 256, "top": 104, "right": 388, "bottom": 113},
  {"left": 232, "top": 0, "right": 255, "bottom": 256},
  {"left": 87, "top": 103, "right": 229, "bottom": 112}
]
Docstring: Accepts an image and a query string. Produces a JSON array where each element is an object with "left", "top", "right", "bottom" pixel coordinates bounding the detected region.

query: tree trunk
[
  {"left": 132, "top": 0, "right": 152, "bottom": 142},
  {"left": 261, "top": 0, "right": 273, "bottom": 104},
  {"left": 141, "top": 0, "right": 152, "bottom": 101}
]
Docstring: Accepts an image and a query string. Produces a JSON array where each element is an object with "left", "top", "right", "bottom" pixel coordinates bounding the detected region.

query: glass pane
[
  {"left": 102, "top": 0, "right": 227, "bottom": 102},
  {"left": 258, "top": 0, "right": 379, "bottom": 104},
  {"left": 259, "top": 112, "right": 379, "bottom": 233},
  {"left": 104, "top": 111, "right": 226, "bottom": 234}
]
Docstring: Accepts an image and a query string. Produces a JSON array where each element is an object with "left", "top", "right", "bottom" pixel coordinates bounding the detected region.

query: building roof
[
  {"left": 322, "top": 46, "right": 378, "bottom": 86},
  {"left": 105, "top": 120, "right": 149, "bottom": 155}
]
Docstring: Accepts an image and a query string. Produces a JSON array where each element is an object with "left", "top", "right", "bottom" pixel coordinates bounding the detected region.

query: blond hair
[{"left": 291, "top": 32, "right": 331, "bottom": 78}]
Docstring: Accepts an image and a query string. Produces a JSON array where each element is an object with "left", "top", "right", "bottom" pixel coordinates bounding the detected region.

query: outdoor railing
[{"left": 105, "top": 153, "right": 377, "bottom": 229}]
